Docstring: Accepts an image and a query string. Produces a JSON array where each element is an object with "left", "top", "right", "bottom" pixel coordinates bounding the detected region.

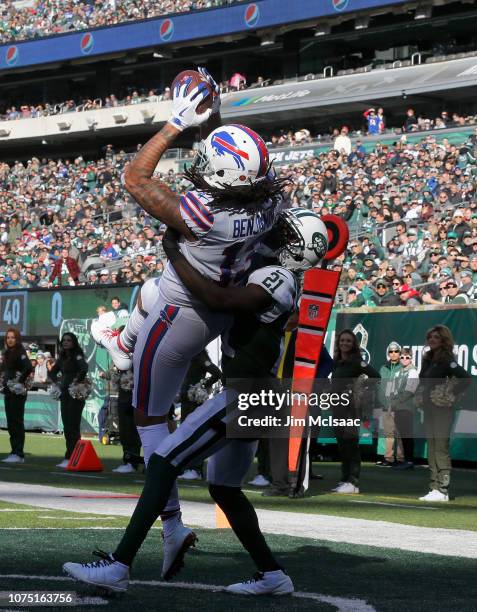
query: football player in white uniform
[
  {"left": 90, "top": 70, "right": 287, "bottom": 578},
  {"left": 63, "top": 209, "right": 329, "bottom": 596}
]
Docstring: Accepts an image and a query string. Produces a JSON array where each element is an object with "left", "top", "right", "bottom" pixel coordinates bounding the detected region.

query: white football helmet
[
  {"left": 193, "top": 124, "right": 269, "bottom": 189},
  {"left": 277, "top": 208, "right": 329, "bottom": 272}
]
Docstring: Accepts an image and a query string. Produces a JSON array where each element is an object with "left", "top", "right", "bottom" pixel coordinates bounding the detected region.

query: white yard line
[
  {"left": 350, "top": 500, "right": 439, "bottom": 510},
  {"left": 0, "top": 481, "right": 476, "bottom": 559},
  {"left": 0, "top": 575, "right": 376, "bottom": 612}
]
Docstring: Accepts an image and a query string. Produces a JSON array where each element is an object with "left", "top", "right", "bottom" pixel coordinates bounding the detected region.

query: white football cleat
[
  {"left": 248, "top": 475, "right": 270, "bottom": 487},
  {"left": 56, "top": 459, "right": 69, "bottom": 469},
  {"left": 330, "top": 481, "right": 345, "bottom": 492},
  {"left": 419, "top": 490, "right": 449, "bottom": 502},
  {"left": 179, "top": 469, "right": 202, "bottom": 481},
  {"left": 95, "top": 327, "right": 132, "bottom": 371},
  {"left": 226, "top": 570, "right": 294, "bottom": 596},
  {"left": 162, "top": 525, "right": 198, "bottom": 580},
  {"left": 332, "top": 482, "right": 359, "bottom": 494},
  {"left": 63, "top": 550, "right": 129, "bottom": 593},
  {"left": 112, "top": 463, "right": 136, "bottom": 474},
  {"left": 1, "top": 454, "right": 24, "bottom": 464}
]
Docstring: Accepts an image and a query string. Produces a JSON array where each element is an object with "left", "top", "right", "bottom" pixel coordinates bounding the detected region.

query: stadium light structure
[
  {"left": 260, "top": 33, "right": 276, "bottom": 46},
  {"left": 0, "top": 129, "right": 11, "bottom": 137},
  {"left": 354, "top": 16, "right": 370, "bottom": 30},
  {"left": 415, "top": 4, "right": 432, "bottom": 19},
  {"left": 113, "top": 113, "right": 128, "bottom": 124},
  {"left": 57, "top": 121, "right": 71, "bottom": 131},
  {"left": 314, "top": 24, "right": 331, "bottom": 37}
]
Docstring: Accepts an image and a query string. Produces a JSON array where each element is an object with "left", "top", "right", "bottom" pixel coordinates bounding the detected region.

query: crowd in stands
[
  {"left": 0, "top": 0, "right": 245, "bottom": 44},
  {"left": 0, "top": 125, "right": 476, "bottom": 305}
]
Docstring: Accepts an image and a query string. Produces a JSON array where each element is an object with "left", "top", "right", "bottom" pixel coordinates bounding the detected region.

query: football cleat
[
  {"left": 162, "top": 525, "right": 198, "bottom": 580},
  {"left": 226, "top": 570, "right": 294, "bottom": 596},
  {"left": 63, "top": 550, "right": 129, "bottom": 593},
  {"left": 56, "top": 459, "right": 69, "bottom": 469},
  {"left": 1, "top": 454, "right": 24, "bottom": 464},
  {"left": 94, "top": 327, "right": 132, "bottom": 371}
]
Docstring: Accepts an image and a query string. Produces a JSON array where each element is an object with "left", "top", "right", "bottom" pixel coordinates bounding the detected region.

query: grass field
[{"left": 0, "top": 431, "right": 476, "bottom": 611}]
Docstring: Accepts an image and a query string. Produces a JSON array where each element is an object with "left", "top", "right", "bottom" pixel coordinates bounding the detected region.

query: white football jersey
[
  {"left": 160, "top": 190, "right": 280, "bottom": 307},
  {"left": 247, "top": 266, "right": 299, "bottom": 323}
]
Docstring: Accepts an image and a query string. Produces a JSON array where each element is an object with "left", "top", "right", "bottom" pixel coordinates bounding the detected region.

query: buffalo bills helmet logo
[{"left": 211, "top": 131, "right": 250, "bottom": 171}]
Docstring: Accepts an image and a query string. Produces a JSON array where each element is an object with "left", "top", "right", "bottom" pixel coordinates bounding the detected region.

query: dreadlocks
[{"left": 183, "top": 163, "right": 290, "bottom": 214}]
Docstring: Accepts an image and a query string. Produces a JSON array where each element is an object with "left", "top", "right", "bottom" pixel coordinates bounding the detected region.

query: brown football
[{"left": 171, "top": 69, "right": 213, "bottom": 114}]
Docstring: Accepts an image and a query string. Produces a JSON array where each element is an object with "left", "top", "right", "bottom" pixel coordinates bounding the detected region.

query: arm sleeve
[
  {"left": 75, "top": 355, "right": 89, "bottom": 382},
  {"left": 18, "top": 353, "right": 33, "bottom": 383},
  {"left": 179, "top": 191, "right": 214, "bottom": 239}
]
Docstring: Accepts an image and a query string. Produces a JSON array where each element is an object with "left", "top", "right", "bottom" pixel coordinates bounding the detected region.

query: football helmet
[
  {"left": 193, "top": 124, "right": 269, "bottom": 189},
  {"left": 277, "top": 208, "right": 328, "bottom": 271}
]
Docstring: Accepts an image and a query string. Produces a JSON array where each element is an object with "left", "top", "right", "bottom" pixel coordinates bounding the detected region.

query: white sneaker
[
  {"left": 179, "top": 469, "right": 202, "bottom": 481},
  {"left": 331, "top": 481, "right": 345, "bottom": 492},
  {"left": 56, "top": 459, "right": 69, "bottom": 469},
  {"left": 162, "top": 524, "right": 198, "bottom": 580},
  {"left": 95, "top": 327, "right": 132, "bottom": 371},
  {"left": 419, "top": 490, "right": 449, "bottom": 502},
  {"left": 332, "top": 482, "right": 359, "bottom": 494},
  {"left": 227, "top": 570, "right": 294, "bottom": 596},
  {"left": 112, "top": 463, "right": 136, "bottom": 474},
  {"left": 63, "top": 550, "right": 129, "bottom": 593},
  {"left": 248, "top": 475, "right": 270, "bottom": 487},
  {"left": 1, "top": 454, "right": 24, "bottom": 464}
]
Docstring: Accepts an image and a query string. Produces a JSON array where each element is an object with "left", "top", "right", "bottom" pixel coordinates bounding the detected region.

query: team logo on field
[
  {"left": 311, "top": 232, "right": 328, "bottom": 258},
  {"left": 159, "top": 18, "right": 174, "bottom": 41},
  {"left": 211, "top": 131, "right": 249, "bottom": 170},
  {"left": 332, "top": 0, "right": 349, "bottom": 12},
  {"left": 5, "top": 46, "right": 19, "bottom": 67},
  {"left": 80, "top": 33, "right": 94, "bottom": 55},
  {"left": 244, "top": 3, "right": 260, "bottom": 28},
  {"left": 308, "top": 304, "right": 319, "bottom": 320}
]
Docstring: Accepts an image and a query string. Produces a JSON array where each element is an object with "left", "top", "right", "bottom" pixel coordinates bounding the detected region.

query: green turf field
[
  {"left": 0, "top": 432, "right": 476, "bottom": 530},
  {"left": 1, "top": 432, "right": 476, "bottom": 611}
]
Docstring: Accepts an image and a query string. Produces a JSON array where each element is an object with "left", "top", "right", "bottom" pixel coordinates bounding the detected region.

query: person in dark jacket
[
  {"left": 0, "top": 328, "right": 33, "bottom": 463},
  {"left": 418, "top": 325, "right": 471, "bottom": 502},
  {"left": 331, "top": 329, "right": 380, "bottom": 494},
  {"left": 49, "top": 332, "right": 88, "bottom": 468},
  {"left": 178, "top": 349, "right": 222, "bottom": 480}
]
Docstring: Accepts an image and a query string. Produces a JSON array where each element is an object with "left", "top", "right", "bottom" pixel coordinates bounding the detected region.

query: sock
[
  {"left": 120, "top": 303, "right": 147, "bottom": 352},
  {"left": 161, "top": 510, "right": 183, "bottom": 537},
  {"left": 114, "top": 453, "right": 180, "bottom": 566},
  {"left": 208, "top": 484, "right": 281, "bottom": 573},
  {"left": 137, "top": 423, "right": 180, "bottom": 514}
]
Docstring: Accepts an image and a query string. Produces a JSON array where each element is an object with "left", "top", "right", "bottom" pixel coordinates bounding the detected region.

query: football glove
[
  {"left": 168, "top": 79, "right": 213, "bottom": 132},
  {"left": 198, "top": 66, "right": 221, "bottom": 115}
]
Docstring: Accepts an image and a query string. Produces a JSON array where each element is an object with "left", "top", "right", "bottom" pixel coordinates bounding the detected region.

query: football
[{"left": 171, "top": 69, "right": 213, "bottom": 114}]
